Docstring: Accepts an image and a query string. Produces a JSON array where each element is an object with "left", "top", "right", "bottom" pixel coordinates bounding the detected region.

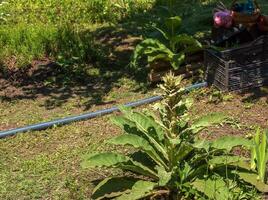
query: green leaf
[
  {"left": 121, "top": 160, "right": 158, "bottom": 179},
  {"left": 92, "top": 177, "right": 137, "bottom": 200},
  {"left": 165, "top": 16, "right": 182, "bottom": 31},
  {"left": 170, "top": 53, "right": 185, "bottom": 70},
  {"left": 208, "top": 156, "right": 242, "bottom": 166},
  {"left": 191, "top": 113, "right": 227, "bottom": 134},
  {"left": 81, "top": 153, "right": 130, "bottom": 169},
  {"left": 172, "top": 34, "right": 202, "bottom": 50},
  {"left": 192, "top": 178, "right": 229, "bottom": 200},
  {"left": 130, "top": 38, "right": 174, "bottom": 69},
  {"left": 237, "top": 172, "right": 268, "bottom": 192},
  {"left": 121, "top": 109, "right": 165, "bottom": 142},
  {"left": 110, "top": 116, "right": 136, "bottom": 130},
  {"left": 193, "top": 139, "right": 211, "bottom": 152},
  {"left": 82, "top": 153, "right": 158, "bottom": 179},
  {"left": 211, "top": 136, "right": 253, "bottom": 152},
  {"left": 178, "top": 162, "right": 192, "bottom": 183},
  {"left": 148, "top": 53, "right": 170, "bottom": 63},
  {"left": 156, "top": 166, "right": 172, "bottom": 186},
  {"left": 175, "top": 143, "right": 193, "bottom": 162},
  {"left": 254, "top": 129, "right": 268, "bottom": 183},
  {"left": 108, "top": 134, "right": 168, "bottom": 169},
  {"left": 120, "top": 109, "right": 168, "bottom": 160},
  {"left": 154, "top": 26, "right": 170, "bottom": 40},
  {"left": 115, "top": 180, "right": 156, "bottom": 200}
]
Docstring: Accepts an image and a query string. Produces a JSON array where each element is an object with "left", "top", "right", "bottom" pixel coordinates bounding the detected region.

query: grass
[
  {"left": 0, "top": 0, "right": 154, "bottom": 68},
  {"left": 0, "top": 81, "right": 155, "bottom": 199}
]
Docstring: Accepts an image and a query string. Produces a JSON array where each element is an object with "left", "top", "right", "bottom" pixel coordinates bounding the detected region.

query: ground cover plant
[{"left": 82, "top": 73, "right": 268, "bottom": 199}]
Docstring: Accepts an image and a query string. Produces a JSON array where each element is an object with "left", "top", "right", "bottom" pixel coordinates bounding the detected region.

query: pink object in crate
[{"left": 214, "top": 11, "right": 233, "bottom": 28}]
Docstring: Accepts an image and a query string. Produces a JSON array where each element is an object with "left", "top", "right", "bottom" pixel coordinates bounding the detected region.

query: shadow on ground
[
  {"left": 0, "top": 0, "right": 241, "bottom": 110},
  {"left": 242, "top": 87, "right": 268, "bottom": 104}
]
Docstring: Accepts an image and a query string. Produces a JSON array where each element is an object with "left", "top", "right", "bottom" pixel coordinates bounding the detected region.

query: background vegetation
[{"left": 0, "top": 0, "right": 267, "bottom": 68}]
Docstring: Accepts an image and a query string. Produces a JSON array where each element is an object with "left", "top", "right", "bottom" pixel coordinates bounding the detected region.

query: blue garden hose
[{"left": 0, "top": 82, "right": 207, "bottom": 138}]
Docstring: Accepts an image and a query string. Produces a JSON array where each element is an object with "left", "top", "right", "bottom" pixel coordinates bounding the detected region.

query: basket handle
[{"left": 231, "top": 0, "right": 260, "bottom": 10}]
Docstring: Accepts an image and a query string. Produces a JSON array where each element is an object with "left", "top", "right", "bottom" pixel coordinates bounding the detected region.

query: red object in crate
[{"left": 258, "top": 15, "right": 268, "bottom": 32}]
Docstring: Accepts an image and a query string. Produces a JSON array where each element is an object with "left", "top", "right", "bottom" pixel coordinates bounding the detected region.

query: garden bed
[{"left": 148, "top": 51, "right": 204, "bottom": 83}]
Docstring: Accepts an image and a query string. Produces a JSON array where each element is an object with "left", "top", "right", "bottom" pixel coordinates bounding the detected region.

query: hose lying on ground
[{"left": 0, "top": 82, "right": 207, "bottom": 139}]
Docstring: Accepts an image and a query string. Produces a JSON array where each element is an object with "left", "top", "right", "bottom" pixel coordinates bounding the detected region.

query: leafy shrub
[
  {"left": 82, "top": 73, "right": 266, "bottom": 199},
  {"left": 131, "top": 16, "right": 202, "bottom": 70}
]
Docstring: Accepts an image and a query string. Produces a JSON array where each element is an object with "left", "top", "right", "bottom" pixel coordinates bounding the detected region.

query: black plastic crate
[{"left": 205, "top": 35, "right": 268, "bottom": 92}]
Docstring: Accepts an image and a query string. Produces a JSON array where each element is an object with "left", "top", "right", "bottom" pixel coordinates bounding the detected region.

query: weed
[{"left": 82, "top": 73, "right": 264, "bottom": 199}]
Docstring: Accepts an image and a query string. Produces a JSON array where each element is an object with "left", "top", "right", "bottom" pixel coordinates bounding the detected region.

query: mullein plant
[{"left": 81, "top": 73, "right": 266, "bottom": 200}]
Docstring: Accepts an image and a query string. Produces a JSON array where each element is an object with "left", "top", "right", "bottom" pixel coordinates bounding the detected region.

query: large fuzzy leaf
[
  {"left": 211, "top": 136, "right": 253, "bottom": 152},
  {"left": 120, "top": 109, "right": 168, "bottom": 160},
  {"left": 82, "top": 153, "right": 130, "bottom": 168},
  {"left": 208, "top": 155, "right": 242, "bottom": 166},
  {"left": 191, "top": 113, "right": 227, "bottom": 134},
  {"left": 131, "top": 39, "right": 173, "bottom": 68},
  {"left": 172, "top": 34, "right": 202, "bottom": 53},
  {"left": 236, "top": 172, "right": 268, "bottom": 192},
  {"left": 111, "top": 115, "right": 147, "bottom": 141},
  {"left": 208, "top": 156, "right": 251, "bottom": 174},
  {"left": 82, "top": 153, "right": 158, "bottom": 179},
  {"left": 115, "top": 180, "right": 156, "bottom": 200},
  {"left": 120, "top": 108, "right": 165, "bottom": 142},
  {"left": 147, "top": 53, "right": 171, "bottom": 63},
  {"left": 192, "top": 178, "right": 229, "bottom": 200},
  {"left": 120, "top": 160, "right": 158, "bottom": 179},
  {"left": 110, "top": 116, "right": 136, "bottom": 131},
  {"left": 175, "top": 143, "right": 193, "bottom": 162},
  {"left": 156, "top": 166, "right": 172, "bottom": 186},
  {"left": 91, "top": 177, "right": 137, "bottom": 200},
  {"left": 108, "top": 134, "right": 168, "bottom": 169},
  {"left": 193, "top": 139, "right": 211, "bottom": 152}
]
